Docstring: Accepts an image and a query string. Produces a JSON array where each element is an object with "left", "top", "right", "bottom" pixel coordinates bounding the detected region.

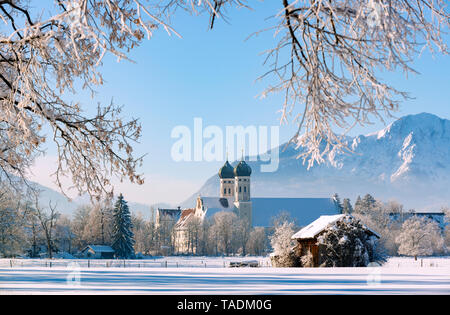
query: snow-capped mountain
[{"left": 183, "top": 113, "right": 450, "bottom": 211}]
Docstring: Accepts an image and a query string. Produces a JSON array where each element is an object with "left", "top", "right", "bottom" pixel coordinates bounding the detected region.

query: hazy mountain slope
[
  {"left": 33, "top": 183, "right": 80, "bottom": 216},
  {"left": 25, "top": 183, "right": 162, "bottom": 220},
  {"left": 183, "top": 113, "right": 450, "bottom": 210}
]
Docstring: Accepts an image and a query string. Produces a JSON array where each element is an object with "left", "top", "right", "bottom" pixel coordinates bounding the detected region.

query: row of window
[
  {"left": 223, "top": 186, "right": 249, "bottom": 194},
  {"left": 222, "top": 178, "right": 249, "bottom": 183}
]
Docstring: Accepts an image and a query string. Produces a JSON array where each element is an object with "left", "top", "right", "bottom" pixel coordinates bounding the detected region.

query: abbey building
[{"left": 159, "top": 159, "right": 340, "bottom": 254}]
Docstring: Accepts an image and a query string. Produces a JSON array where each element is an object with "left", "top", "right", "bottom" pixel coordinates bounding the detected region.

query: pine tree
[
  {"left": 332, "top": 193, "right": 343, "bottom": 214},
  {"left": 342, "top": 198, "right": 353, "bottom": 214},
  {"left": 362, "top": 194, "right": 377, "bottom": 210},
  {"left": 354, "top": 194, "right": 377, "bottom": 214},
  {"left": 111, "top": 194, "right": 135, "bottom": 259},
  {"left": 354, "top": 196, "right": 362, "bottom": 213}
]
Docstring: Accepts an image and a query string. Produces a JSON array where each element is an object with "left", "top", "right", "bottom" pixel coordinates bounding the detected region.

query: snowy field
[{"left": 0, "top": 256, "right": 449, "bottom": 295}]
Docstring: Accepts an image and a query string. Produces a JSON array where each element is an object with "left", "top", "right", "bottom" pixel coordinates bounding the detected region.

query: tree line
[
  {"left": 0, "top": 187, "right": 138, "bottom": 259},
  {"left": 1, "top": 188, "right": 448, "bottom": 260},
  {"left": 332, "top": 193, "right": 449, "bottom": 259},
  {"left": 0, "top": 187, "right": 270, "bottom": 258}
]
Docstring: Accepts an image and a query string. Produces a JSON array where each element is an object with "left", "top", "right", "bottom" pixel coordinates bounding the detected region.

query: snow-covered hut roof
[
  {"left": 291, "top": 214, "right": 380, "bottom": 240},
  {"left": 291, "top": 214, "right": 345, "bottom": 240}
]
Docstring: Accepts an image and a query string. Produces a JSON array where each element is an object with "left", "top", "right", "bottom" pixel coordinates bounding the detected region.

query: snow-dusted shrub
[
  {"left": 269, "top": 220, "right": 299, "bottom": 267},
  {"left": 270, "top": 221, "right": 295, "bottom": 257},
  {"left": 300, "top": 250, "right": 314, "bottom": 268},
  {"left": 270, "top": 251, "right": 300, "bottom": 268},
  {"left": 317, "top": 217, "right": 377, "bottom": 267}
]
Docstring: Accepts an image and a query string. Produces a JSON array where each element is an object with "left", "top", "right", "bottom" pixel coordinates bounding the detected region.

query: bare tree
[
  {"left": 233, "top": 218, "right": 251, "bottom": 255},
  {"left": 71, "top": 204, "right": 91, "bottom": 250},
  {"left": 395, "top": 215, "right": 444, "bottom": 260},
  {"left": 0, "top": 0, "right": 448, "bottom": 196},
  {"left": 211, "top": 211, "right": 237, "bottom": 255},
  {"left": 82, "top": 201, "right": 114, "bottom": 245},
  {"left": 246, "top": 227, "right": 267, "bottom": 256},
  {"left": 354, "top": 199, "right": 402, "bottom": 257},
  {"left": 441, "top": 206, "right": 450, "bottom": 252},
  {"left": 258, "top": 0, "right": 449, "bottom": 166},
  {"left": 184, "top": 215, "right": 202, "bottom": 255},
  {"left": 33, "top": 201, "right": 60, "bottom": 259},
  {"left": 0, "top": 186, "right": 29, "bottom": 257}
]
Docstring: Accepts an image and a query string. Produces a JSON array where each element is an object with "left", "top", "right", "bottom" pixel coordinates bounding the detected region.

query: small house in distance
[
  {"left": 80, "top": 245, "right": 115, "bottom": 259},
  {"left": 291, "top": 214, "right": 379, "bottom": 267}
]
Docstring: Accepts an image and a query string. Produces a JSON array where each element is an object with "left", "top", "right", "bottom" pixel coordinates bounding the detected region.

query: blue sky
[{"left": 30, "top": 2, "right": 450, "bottom": 206}]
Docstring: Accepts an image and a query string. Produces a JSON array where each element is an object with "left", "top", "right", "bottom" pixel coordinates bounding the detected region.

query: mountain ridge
[{"left": 182, "top": 113, "right": 450, "bottom": 211}]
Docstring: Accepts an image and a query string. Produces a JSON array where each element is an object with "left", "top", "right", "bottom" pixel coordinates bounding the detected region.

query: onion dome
[
  {"left": 234, "top": 160, "right": 252, "bottom": 177},
  {"left": 218, "top": 161, "right": 234, "bottom": 178}
]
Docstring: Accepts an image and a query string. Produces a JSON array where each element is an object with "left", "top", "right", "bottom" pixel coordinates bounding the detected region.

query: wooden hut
[
  {"left": 291, "top": 214, "right": 379, "bottom": 267},
  {"left": 80, "top": 245, "right": 115, "bottom": 259}
]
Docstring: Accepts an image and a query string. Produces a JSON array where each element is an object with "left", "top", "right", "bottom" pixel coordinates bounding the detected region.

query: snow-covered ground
[{"left": 0, "top": 256, "right": 449, "bottom": 294}]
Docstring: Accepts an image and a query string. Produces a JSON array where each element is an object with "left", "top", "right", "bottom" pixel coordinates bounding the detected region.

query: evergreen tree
[
  {"left": 111, "top": 194, "right": 135, "bottom": 259},
  {"left": 354, "top": 196, "right": 362, "bottom": 213},
  {"left": 362, "top": 194, "right": 377, "bottom": 210},
  {"left": 332, "top": 193, "right": 343, "bottom": 214},
  {"left": 342, "top": 198, "right": 353, "bottom": 214},
  {"left": 354, "top": 194, "right": 377, "bottom": 214}
]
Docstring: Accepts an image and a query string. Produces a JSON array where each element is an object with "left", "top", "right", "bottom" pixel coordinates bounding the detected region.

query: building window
[
  {"left": 228, "top": 188, "right": 231, "bottom": 194},
  {"left": 224, "top": 188, "right": 226, "bottom": 194},
  {"left": 244, "top": 186, "right": 247, "bottom": 192},
  {"left": 239, "top": 186, "right": 241, "bottom": 193}
]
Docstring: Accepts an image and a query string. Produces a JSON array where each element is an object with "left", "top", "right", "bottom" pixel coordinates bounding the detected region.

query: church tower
[
  {"left": 233, "top": 158, "right": 252, "bottom": 226},
  {"left": 218, "top": 160, "right": 235, "bottom": 198}
]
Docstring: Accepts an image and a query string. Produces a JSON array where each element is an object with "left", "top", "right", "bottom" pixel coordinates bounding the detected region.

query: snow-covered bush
[
  {"left": 317, "top": 217, "right": 377, "bottom": 267},
  {"left": 300, "top": 251, "right": 314, "bottom": 268},
  {"left": 270, "top": 221, "right": 295, "bottom": 257},
  {"left": 269, "top": 219, "right": 299, "bottom": 267}
]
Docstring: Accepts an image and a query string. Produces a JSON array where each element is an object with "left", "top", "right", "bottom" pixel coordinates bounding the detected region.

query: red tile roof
[{"left": 175, "top": 208, "right": 195, "bottom": 228}]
